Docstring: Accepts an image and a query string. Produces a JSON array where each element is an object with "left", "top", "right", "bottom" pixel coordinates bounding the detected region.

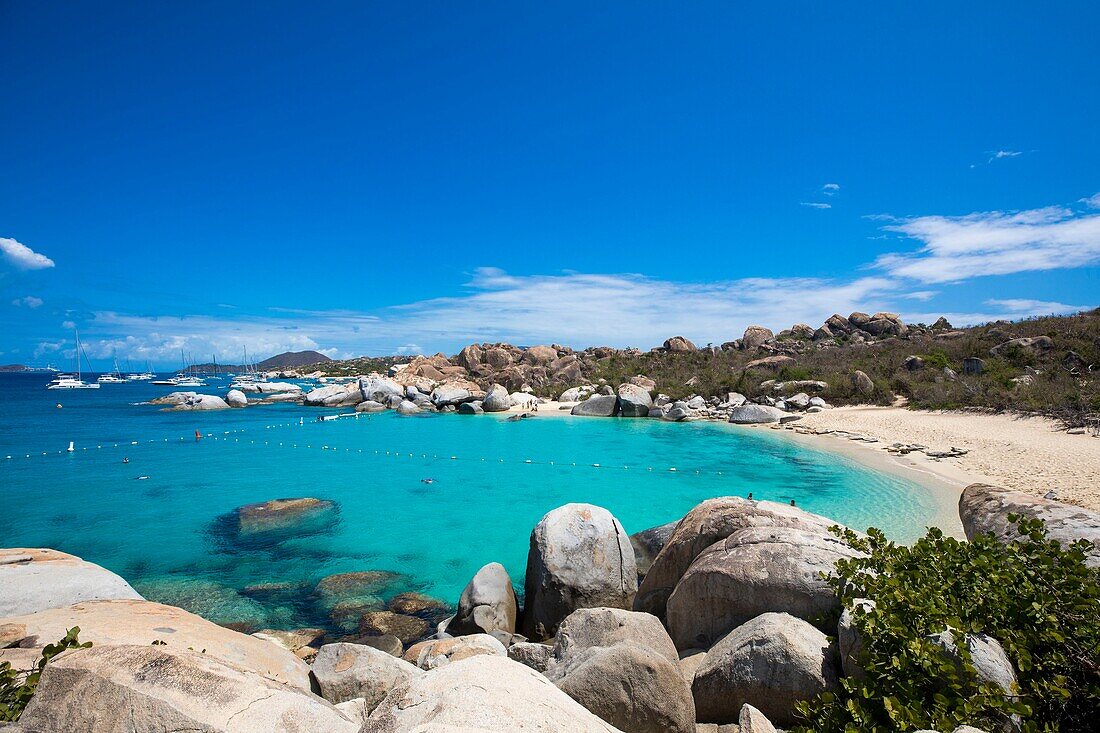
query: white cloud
[
  {"left": 872, "top": 199, "right": 1100, "bottom": 283},
  {"left": 11, "top": 295, "right": 43, "bottom": 308},
  {"left": 822, "top": 183, "right": 840, "bottom": 196},
  {"left": 900, "top": 290, "right": 938, "bottom": 301},
  {"left": 1081, "top": 193, "right": 1100, "bottom": 209},
  {"left": 989, "top": 150, "right": 1022, "bottom": 162},
  {"left": 0, "top": 238, "right": 55, "bottom": 271},
  {"left": 34, "top": 340, "right": 64, "bottom": 358},
  {"left": 903, "top": 298, "right": 1091, "bottom": 327},
  {"left": 801, "top": 202, "right": 831, "bottom": 209},
  {"left": 394, "top": 344, "right": 425, "bottom": 355}
]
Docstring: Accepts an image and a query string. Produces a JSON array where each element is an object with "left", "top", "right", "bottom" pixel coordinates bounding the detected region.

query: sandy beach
[{"left": 773, "top": 406, "right": 1100, "bottom": 512}]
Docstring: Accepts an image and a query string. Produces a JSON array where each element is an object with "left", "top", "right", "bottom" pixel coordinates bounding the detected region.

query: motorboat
[{"left": 97, "top": 360, "right": 125, "bottom": 384}]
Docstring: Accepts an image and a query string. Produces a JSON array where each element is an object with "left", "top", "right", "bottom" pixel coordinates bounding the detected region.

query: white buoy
[{"left": 67, "top": 441, "right": 74, "bottom": 453}]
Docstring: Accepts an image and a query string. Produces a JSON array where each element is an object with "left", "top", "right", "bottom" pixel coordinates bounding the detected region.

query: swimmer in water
[
  {"left": 56, "top": 403, "right": 63, "bottom": 409},
  {"left": 420, "top": 478, "right": 435, "bottom": 484},
  {"left": 122, "top": 457, "right": 130, "bottom": 464}
]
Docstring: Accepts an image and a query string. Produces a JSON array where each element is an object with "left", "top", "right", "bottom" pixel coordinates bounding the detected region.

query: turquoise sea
[{"left": 0, "top": 372, "right": 943, "bottom": 633}]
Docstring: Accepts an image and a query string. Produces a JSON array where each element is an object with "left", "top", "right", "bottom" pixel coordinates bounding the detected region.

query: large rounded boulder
[
  {"left": 728, "top": 404, "right": 788, "bottom": 424},
  {"left": 446, "top": 561, "right": 518, "bottom": 636},
  {"left": 522, "top": 504, "right": 637, "bottom": 640},
  {"left": 959, "top": 483, "right": 1100, "bottom": 567},
  {"left": 312, "top": 642, "right": 422, "bottom": 711},
  {"left": 634, "top": 498, "right": 835, "bottom": 622},
  {"left": 571, "top": 394, "right": 620, "bottom": 417},
  {"left": 666, "top": 525, "right": 864, "bottom": 649},
  {"left": 0, "top": 548, "right": 142, "bottom": 617},
  {"left": 616, "top": 383, "right": 653, "bottom": 417},
  {"left": 361, "top": 655, "right": 621, "bottom": 732},
  {"left": 692, "top": 612, "right": 840, "bottom": 726},
  {"left": 481, "top": 384, "right": 512, "bottom": 412}
]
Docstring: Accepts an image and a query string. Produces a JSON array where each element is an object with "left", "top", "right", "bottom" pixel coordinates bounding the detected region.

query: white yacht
[
  {"left": 125, "top": 360, "right": 155, "bottom": 381},
  {"left": 97, "top": 360, "right": 125, "bottom": 384},
  {"left": 46, "top": 330, "right": 100, "bottom": 389}
]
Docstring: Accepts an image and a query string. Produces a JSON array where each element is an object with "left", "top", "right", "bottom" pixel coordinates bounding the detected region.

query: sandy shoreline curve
[{"left": 507, "top": 401, "right": 1099, "bottom": 532}]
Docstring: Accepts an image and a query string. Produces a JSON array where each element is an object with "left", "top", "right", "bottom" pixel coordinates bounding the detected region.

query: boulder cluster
[{"left": 3, "top": 483, "right": 1091, "bottom": 731}]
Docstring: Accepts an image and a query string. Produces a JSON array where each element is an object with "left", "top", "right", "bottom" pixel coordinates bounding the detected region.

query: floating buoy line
[{"left": 1, "top": 412, "right": 732, "bottom": 478}]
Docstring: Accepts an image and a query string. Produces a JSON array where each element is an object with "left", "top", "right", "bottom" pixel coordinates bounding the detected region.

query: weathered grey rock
[
  {"left": 552, "top": 607, "right": 678, "bottom": 666},
  {"left": 155, "top": 392, "right": 231, "bottom": 410},
  {"left": 560, "top": 386, "right": 593, "bottom": 402},
  {"left": 629, "top": 521, "right": 678, "bottom": 576},
  {"left": 664, "top": 336, "right": 697, "bottom": 352},
  {"left": 571, "top": 394, "right": 620, "bottom": 417},
  {"left": 19, "top": 644, "right": 357, "bottom": 733},
  {"left": 989, "top": 336, "right": 1053, "bottom": 356},
  {"left": 547, "top": 641, "right": 695, "bottom": 733},
  {"left": 692, "top": 612, "right": 840, "bottom": 725},
  {"left": 663, "top": 404, "right": 690, "bottom": 421},
  {"left": 522, "top": 503, "right": 638, "bottom": 640},
  {"left": 456, "top": 401, "right": 483, "bottom": 414},
  {"left": 508, "top": 640, "right": 554, "bottom": 672},
  {"left": 904, "top": 355, "right": 926, "bottom": 371},
  {"left": 852, "top": 369, "right": 874, "bottom": 396},
  {"left": 355, "top": 400, "right": 386, "bottom": 413},
  {"left": 959, "top": 483, "right": 1100, "bottom": 567},
  {"left": 402, "top": 633, "right": 507, "bottom": 669},
  {"left": 359, "top": 376, "right": 404, "bottom": 403},
  {"left": 809, "top": 396, "right": 828, "bottom": 408},
  {"left": 384, "top": 393, "right": 404, "bottom": 409},
  {"left": 481, "top": 383, "right": 512, "bottom": 412},
  {"left": 838, "top": 598, "right": 875, "bottom": 679},
  {"left": 304, "top": 383, "right": 362, "bottom": 407},
  {"left": 617, "top": 383, "right": 654, "bottom": 417},
  {"left": 728, "top": 404, "right": 787, "bottom": 424},
  {"left": 0, "top": 548, "right": 142, "bottom": 617},
  {"left": 225, "top": 389, "right": 248, "bottom": 407},
  {"left": 741, "top": 326, "right": 774, "bottom": 350},
  {"left": 236, "top": 381, "right": 302, "bottom": 394},
  {"left": 686, "top": 395, "right": 707, "bottom": 410},
  {"left": 395, "top": 400, "right": 421, "bottom": 415},
  {"left": 864, "top": 313, "right": 907, "bottom": 337},
  {"left": 312, "top": 642, "right": 422, "bottom": 711},
  {"left": 785, "top": 392, "right": 811, "bottom": 409},
  {"left": 430, "top": 384, "right": 472, "bottom": 406},
  {"left": 667, "top": 525, "right": 863, "bottom": 648},
  {"left": 361, "top": 655, "right": 621, "bottom": 732},
  {"left": 0, "top": 598, "right": 312, "bottom": 690},
  {"left": 739, "top": 703, "right": 779, "bottom": 733},
  {"left": 635, "top": 498, "right": 836, "bottom": 622},
  {"left": 928, "top": 628, "right": 1018, "bottom": 696},
  {"left": 447, "top": 561, "right": 518, "bottom": 636},
  {"left": 334, "top": 697, "right": 370, "bottom": 725},
  {"left": 252, "top": 627, "right": 324, "bottom": 661}
]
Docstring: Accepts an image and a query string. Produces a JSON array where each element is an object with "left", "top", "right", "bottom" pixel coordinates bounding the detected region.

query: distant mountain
[
  {"left": 257, "top": 351, "right": 332, "bottom": 369},
  {"left": 0, "top": 364, "right": 28, "bottom": 372}
]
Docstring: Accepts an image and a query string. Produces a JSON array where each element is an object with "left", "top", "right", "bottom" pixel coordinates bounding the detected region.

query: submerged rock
[
  {"left": 235, "top": 497, "right": 337, "bottom": 537},
  {"left": 358, "top": 611, "right": 430, "bottom": 645}
]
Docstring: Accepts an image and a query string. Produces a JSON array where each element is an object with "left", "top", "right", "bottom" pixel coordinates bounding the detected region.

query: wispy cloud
[
  {"left": 988, "top": 150, "right": 1022, "bottom": 162},
  {"left": 872, "top": 196, "right": 1100, "bottom": 283},
  {"left": 903, "top": 298, "right": 1092, "bottom": 327},
  {"left": 800, "top": 202, "right": 832, "bottom": 209},
  {"left": 0, "top": 237, "right": 55, "bottom": 271},
  {"left": 11, "top": 295, "right": 44, "bottom": 308},
  {"left": 822, "top": 183, "right": 840, "bottom": 196},
  {"left": 1081, "top": 193, "right": 1100, "bottom": 209}
]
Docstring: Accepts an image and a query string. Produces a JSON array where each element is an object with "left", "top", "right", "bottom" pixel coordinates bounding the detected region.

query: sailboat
[
  {"left": 97, "top": 358, "right": 125, "bottom": 384},
  {"left": 126, "top": 360, "right": 155, "bottom": 381},
  {"left": 152, "top": 352, "right": 206, "bottom": 387},
  {"left": 46, "top": 329, "right": 100, "bottom": 389}
]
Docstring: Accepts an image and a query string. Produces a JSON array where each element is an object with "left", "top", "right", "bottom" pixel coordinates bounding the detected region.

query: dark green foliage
[
  {"left": 794, "top": 520, "right": 1100, "bottom": 732},
  {"left": 0, "top": 626, "right": 90, "bottom": 721}
]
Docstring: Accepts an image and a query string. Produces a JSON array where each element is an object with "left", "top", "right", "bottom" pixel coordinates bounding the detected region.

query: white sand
[{"left": 783, "top": 406, "right": 1100, "bottom": 511}]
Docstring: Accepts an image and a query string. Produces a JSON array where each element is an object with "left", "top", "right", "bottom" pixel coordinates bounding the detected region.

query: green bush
[
  {"left": 794, "top": 519, "right": 1100, "bottom": 732},
  {"left": 0, "top": 627, "right": 90, "bottom": 721}
]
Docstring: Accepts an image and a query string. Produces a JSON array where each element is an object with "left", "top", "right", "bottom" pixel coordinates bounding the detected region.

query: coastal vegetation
[
  {"left": 794, "top": 519, "right": 1100, "bottom": 733},
  {"left": 0, "top": 627, "right": 88, "bottom": 721}
]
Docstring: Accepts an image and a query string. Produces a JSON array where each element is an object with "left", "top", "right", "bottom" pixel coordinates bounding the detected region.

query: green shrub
[
  {"left": 0, "top": 627, "right": 90, "bottom": 721},
  {"left": 794, "top": 519, "right": 1100, "bottom": 732}
]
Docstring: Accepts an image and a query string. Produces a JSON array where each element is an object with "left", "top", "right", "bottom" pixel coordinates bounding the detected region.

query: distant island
[{"left": 191, "top": 350, "right": 332, "bottom": 373}]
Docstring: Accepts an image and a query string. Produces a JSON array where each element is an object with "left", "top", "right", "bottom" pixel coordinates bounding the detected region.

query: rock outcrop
[
  {"left": 402, "top": 633, "right": 507, "bottom": 670},
  {"left": 959, "top": 483, "right": 1100, "bottom": 567},
  {"left": 0, "top": 548, "right": 142, "bottom": 617},
  {"left": 616, "top": 383, "right": 653, "bottom": 417},
  {"left": 522, "top": 504, "right": 638, "bottom": 640},
  {"left": 19, "top": 644, "right": 358, "bottom": 733},
  {"left": 728, "top": 404, "right": 788, "bottom": 424},
  {"left": 571, "top": 394, "right": 620, "bottom": 417}
]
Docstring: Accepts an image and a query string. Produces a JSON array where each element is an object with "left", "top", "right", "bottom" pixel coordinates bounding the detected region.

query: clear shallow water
[{"left": 0, "top": 373, "right": 942, "bottom": 633}]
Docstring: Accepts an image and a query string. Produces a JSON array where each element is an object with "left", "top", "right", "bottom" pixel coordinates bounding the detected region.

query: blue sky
[{"left": 1, "top": 2, "right": 1098, "bottom": 368}]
